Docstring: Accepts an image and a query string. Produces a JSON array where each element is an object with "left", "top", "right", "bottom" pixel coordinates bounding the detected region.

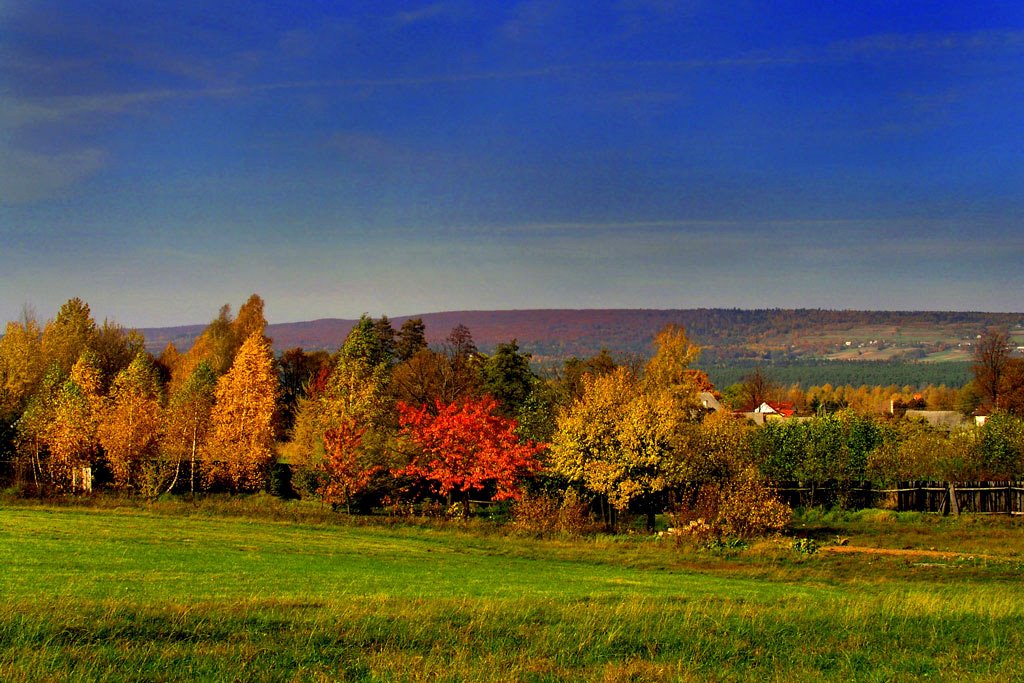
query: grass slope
[{"left": 2, "top": 500, "right": 1024, "bottom": 681}]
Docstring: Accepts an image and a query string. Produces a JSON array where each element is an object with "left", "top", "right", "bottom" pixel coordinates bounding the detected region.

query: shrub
[
  {"left": 510, "top": 489, "right": 593, "bottom": 536},
  {"left": 670, "top": 468, "right": 791, "bottom": 542}
]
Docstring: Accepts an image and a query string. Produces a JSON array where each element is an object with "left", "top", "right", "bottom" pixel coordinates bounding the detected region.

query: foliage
[
  {"left": 39, "top": 353, "right": 104, "bottom": 492},
  {"left": 91, "top": 320, "right": 146, "bottom": 391},
  {"left": 0, "top": 315, "right": 44, "bottom": 416},
  {"left": 172, "top": 294, "right": 269, "bottom": 387},
  {"left": 551, "top": 326, "right": 703, "bottom": 523},
  {"left": 750, "top": 411, "right": 883, "bottom": 485},
  {"left": 205, "top": 333, "right": 278, "bottom": 491},
  {"left": 480, "top": 339, "right": 536, "bottom": 418},
  {"left": 558, "top": 348, "right": 617, "bottom": 403},
  {"left": 277, "top": 347, "right": 332, "bottom": 434},
  {"left": 550, "top": 367, "right": 656, "bottom": 513},
  {"left": 395, "top": 317, "right": 427, "bottom": 361},
  {"left": 509, "top": 489, "right": 593, "bottom": 536},
  {"left": 973, "top": 328, "right": 1012, "bottom": 408},
  {"left": 672, "top": 468, "right": 791, "bottom": 541},
  {"left": 97, "top": 352, "right": 162, "bottom": 491},
  {"left": 161, "top": 361, "right": 217, "bottom": 494},
  {"left": 675, "top": 410, "right": 755, "bottom": 482},
  {"left": 319, "top": 421, "right": 381, "bottom": 512},
  {"left": 977, "top": 412, "right": 1024, "bottom": 479},
  {"left": 40, "top": 298, "right": 97, "bottom": 375},
  {"left": 998, "top": 359, "right": 1024, "bottom": 418},
  {"left": 395, "top": 396, "right": 544, "bottom": 507},
  {"left": 290, "top": 335, "right": 393, "bottom": 473}
]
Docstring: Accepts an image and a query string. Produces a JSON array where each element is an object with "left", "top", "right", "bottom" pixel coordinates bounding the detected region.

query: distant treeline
[{"left": 699, "top": 360, "right": 974, "bottom": 390}]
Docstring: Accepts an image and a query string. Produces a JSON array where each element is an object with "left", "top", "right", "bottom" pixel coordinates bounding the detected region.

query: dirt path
[{"left": 821, "top": 545, "right": 991, "bottom": 560}]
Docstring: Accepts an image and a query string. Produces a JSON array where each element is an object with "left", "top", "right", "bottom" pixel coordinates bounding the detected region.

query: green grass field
[{"left": 2, "top": 498, "right": 1024, "bottom": 681}]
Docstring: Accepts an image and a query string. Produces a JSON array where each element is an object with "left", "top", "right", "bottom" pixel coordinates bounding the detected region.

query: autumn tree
[
  {"left": 92, "top": 319, "right": 146, "bottom": 391},
  {"left": 550, "top": 367, "right": 684, "bottom": 529},
  {"left": 973, "top": 328, "right": 1012, "bottom": 409},
  {"left": 45, "top": 352, "right": 103, "bottom": 492},
  {"left": 173, "top": 295, "right": 268, "bottom": 388},
  {"left": 374, "top": 316, "right": 397, "bottom": 366},
  {"left": 41, "top": 298, "right": 97, "bottom": 375},
  {"left": 550, "top": 325, "right": 704, "bottom": 529},
  {"left": 173, "top": 304, "right": 235, "bottom": 386},
  {"left": 395, "top": 396, "right": 544, "bottom": 513},
  {"left": 0, "top": 313, "right": 45, "bottom": 416},
  {"left": 232, "top": 294, "right": 269, "bottom": 347},
  {"left": 736, "top": 366, "right": 778, "bottom": 411},
  {"left": 320, "top": 421, "right": 381, "bottom": 512},
  {"left": 154, "top": 341, "right": 179, "bottom": 386},
  {"left": 161, "top": 361, "right": 217, "bottom": 494},
  {"left": 15, "top": 367, "right": 64, "bottom": 489},
  {"left": 205, "top": 332, "right": 278, "bottom": 491},
  {"left": 446, "top": 324, "right": 477, "bottom": 361},
  {"left": 97, "top": 352, "right": 163, "bottom": 491},
  {"left": 998, "top": 359, "right": 1024, "bottom": 418},
  {"left": 289, "top": 320, "right": 394, "bottom": 487}
]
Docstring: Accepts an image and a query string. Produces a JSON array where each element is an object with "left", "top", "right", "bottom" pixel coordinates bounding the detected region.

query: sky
[{"left": 2, "top": 1, "right": 1023, "bottom": 327}]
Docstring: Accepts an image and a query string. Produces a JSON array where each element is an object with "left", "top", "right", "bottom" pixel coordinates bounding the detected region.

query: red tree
[
  {"left": 320, "top": 421, "right": 380, "bottom": 512},
  {"left": 395, "top": 396, "right": 544, "bottom": 511}
]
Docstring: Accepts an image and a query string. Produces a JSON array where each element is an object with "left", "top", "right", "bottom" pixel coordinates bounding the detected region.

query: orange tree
[
  {"left": 319, "top": 421, "right": 381, "bottom": 512},
  {"left": 394, "top": 396, "right": 544, "bottom": 514}
]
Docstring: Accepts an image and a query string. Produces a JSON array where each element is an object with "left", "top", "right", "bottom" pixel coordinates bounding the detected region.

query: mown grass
[{"left": 2, "top": 497, "right": 1024, "bottom": 681}]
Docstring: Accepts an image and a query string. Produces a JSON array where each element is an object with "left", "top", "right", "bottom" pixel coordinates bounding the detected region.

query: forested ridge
[{"left": 141, "top": 308, "right": 1024, "bottom": 362}]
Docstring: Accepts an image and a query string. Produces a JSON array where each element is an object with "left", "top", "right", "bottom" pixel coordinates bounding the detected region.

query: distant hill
[{"left": 140, "top": 308, "right": 1024, "bottom": 364}]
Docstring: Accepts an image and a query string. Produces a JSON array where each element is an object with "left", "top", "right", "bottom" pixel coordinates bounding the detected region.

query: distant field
[
  {"left": 2, "top": 498, "right": 1024, "bottom": 680},
  {"left": 699, "top": 360, "right": 974, "bottom": 390}
]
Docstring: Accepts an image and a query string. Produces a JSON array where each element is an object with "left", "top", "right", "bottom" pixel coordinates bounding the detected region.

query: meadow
[{"left": 2, "top": 497, "right": 1024, "bottom": 681}]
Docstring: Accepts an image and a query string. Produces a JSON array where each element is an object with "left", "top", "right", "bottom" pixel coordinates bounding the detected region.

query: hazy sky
[{"left": 2, "top": 1, "right": 1022, "bottom": 327}]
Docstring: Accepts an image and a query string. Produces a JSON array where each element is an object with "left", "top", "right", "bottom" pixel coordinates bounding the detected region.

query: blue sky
[{"left": 2, "top": 1, "right": 1022, "bottom": 327}]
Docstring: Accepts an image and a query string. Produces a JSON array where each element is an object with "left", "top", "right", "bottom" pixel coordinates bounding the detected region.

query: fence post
[{"left": 948, "top": 482, "right": 959, "bottom": 516}]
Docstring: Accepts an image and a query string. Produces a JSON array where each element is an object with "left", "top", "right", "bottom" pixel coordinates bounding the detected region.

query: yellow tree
[
  {"left": 643, "top": 324, "right": 701, "bottom": 393},
  {"left": 46, "top": 352, "right": 103, "bottom": 492},
  {"left": 161, "top": 361, "right": 217, "bottom": 495},
  {"left": 205, "top": 332, "right": 278, "bottom": 491},
  {"left": 172, "top": 294, "right": 269, "bottom": 390},
  {"left": 41, "top": 298, "right": 97, "bottom": 375},
  {"left": 549, "top": 367, "right": 671, "bottom": 527},
  {"left": 97, "top": 352, "right": 162, "bottom": 491},
  {"left": 15, "top": 367, "right": 63, "bottom": 489},
  {"left": 172, "top": 304, "right": 234, "bottom": 389},
  {"left": 0, "top": 314, "right": 44, "bottom": 416},
  {"left": 550, "top": 325, "right": 703, "bottom": 529}
]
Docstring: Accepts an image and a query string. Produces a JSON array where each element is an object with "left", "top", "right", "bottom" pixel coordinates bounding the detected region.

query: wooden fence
[{"left": 774, "top": 480, "right": 1024, "bottom": 515}]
